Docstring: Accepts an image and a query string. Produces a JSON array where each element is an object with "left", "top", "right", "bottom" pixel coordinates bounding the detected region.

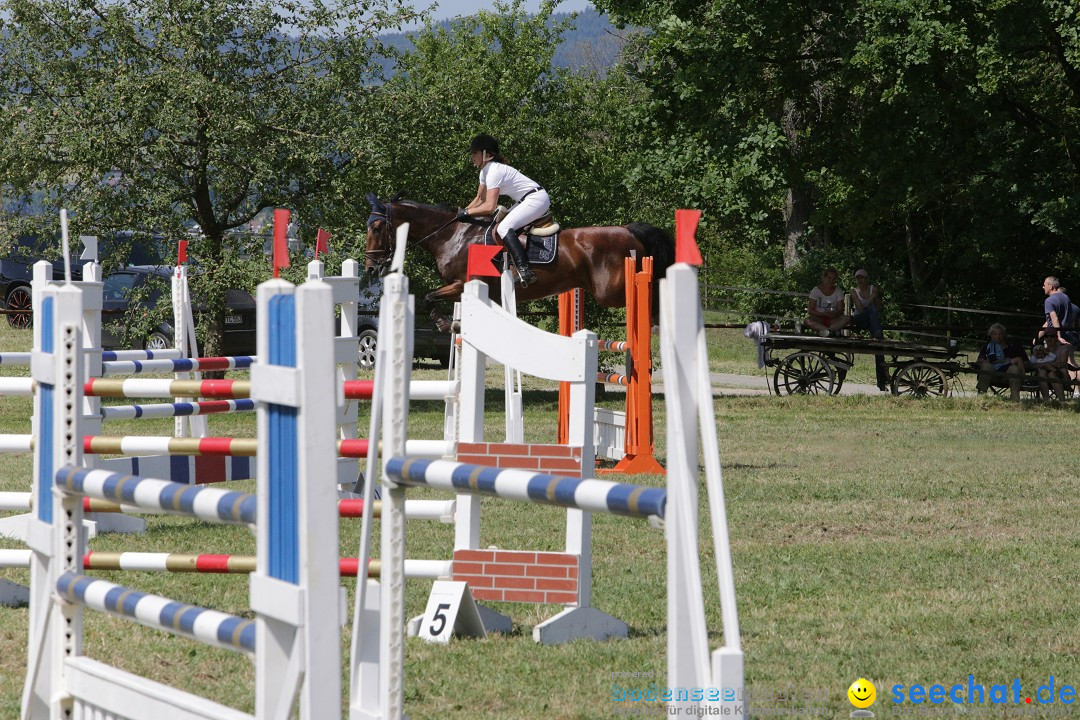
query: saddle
[{"left": 482, "top": 207, "right": 560, "bottom": 265}]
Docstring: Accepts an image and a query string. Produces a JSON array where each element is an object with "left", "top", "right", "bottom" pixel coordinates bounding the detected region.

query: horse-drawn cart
[{"left": 761, "top": 333, "right": 963, "bottom": 397}]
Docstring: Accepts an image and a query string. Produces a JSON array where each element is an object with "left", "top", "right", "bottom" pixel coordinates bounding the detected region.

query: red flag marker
[
  {"left": 178, "top": 239, "right": 188, "bottom": 264},
  {"left": 675, "top": 209, "right": 703, "bottom": 266},
  {"left": 467, "top": 245, "right": 504, "bottom": 279},
  {"left": 273, "top": 208, "right": 291, "bottom": 278},
  {"left": 316, "top": 228, "right": 331, "bottom": 259}
]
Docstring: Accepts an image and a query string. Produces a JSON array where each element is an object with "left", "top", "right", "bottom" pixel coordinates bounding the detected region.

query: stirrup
[{"left": 516, "top": 267, "right": 537, "bottom": 287}]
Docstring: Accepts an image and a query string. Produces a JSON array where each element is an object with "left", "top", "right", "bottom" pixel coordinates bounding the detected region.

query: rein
[{"left": 367, "top": 203, "right": 484, "bottom": 263}]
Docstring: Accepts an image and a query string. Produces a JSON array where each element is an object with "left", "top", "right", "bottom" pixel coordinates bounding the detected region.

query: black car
[
  {"left": 357, "top": 274, "right": 453, "bottom": 370},
  {"left": 101, "top": 266, "right": 257, "bottom": 356},
  {"left": 0, "top": 235, "right": 83, "bottom": 328}
]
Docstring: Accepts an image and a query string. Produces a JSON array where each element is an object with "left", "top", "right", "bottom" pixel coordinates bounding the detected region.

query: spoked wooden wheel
[
  {"left": 6, "top": 286, "right": 31, "bottom": 329},
  {"left": 773, "top": 352, "right": 836, "bottom": 395},
  {"left": 891, "top": 362, "right": 949, "bottom": 397},
  {"left": 829, "top": 352, "right": 854, "bottom": 396}
]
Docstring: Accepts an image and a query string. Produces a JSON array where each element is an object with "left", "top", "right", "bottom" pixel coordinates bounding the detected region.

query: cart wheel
[
  {"left": 6, "top": 286, "right": 31, "bottom": 329},
  {"left": 832, "top": 368, "right": 848, "bottom": 395},
  {"left": 829, "top": 353, "right": 853, "bottom": 395},
  {"left": 891, "top": 362, "right": 949, "bottom": 397},
  {"left": 773, "top": 352, "right": 836, "bottom": 395}
]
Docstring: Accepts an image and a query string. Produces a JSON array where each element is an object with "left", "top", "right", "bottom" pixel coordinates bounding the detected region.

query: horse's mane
[{"left": 395, "top": 198, "right": 455, "bottom": 214}]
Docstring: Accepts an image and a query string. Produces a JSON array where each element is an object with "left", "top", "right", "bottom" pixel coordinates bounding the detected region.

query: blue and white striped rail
[
  {"left": 0, "top": 352, "right": 31, "bottom": 366},
  {"left": 100, "top": 398, "right": 256, "bottom": 421},
  {"left": 385, "top": 458, "right": 667, "bottom": 520},
  {"left": 101, "top": 349, "right": 183, "bottom": 361},
  {"left": 56, "top": 573, "right": 255, "bottom": 654},
  {"left": 55, "top": 466, "right": 256, "bottom": 525},
  {"left": 100, "top": 355, "right": 255, "bottom": 376}
]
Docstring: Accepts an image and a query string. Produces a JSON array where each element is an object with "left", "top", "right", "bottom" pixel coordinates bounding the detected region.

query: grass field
[{"left": 2, "top": 317, "right": 1080, "bottom": 719}]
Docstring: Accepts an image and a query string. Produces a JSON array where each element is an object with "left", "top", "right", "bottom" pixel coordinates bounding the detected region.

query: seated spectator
[
  {"left": 1028, "top": 335, "right": 1070, "bottom": 400},
  {"left": 805, "top": 268, "right": 850, "bottom": 337},
  {"left": 976, "top": 323, "right": 1026, "bottom": 400},
  {"left": 850, "top": 268, "right": 888, "bottom": 391}
]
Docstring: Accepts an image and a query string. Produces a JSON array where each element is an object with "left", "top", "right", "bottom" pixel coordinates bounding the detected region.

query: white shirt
[
  {"left": 479, "top": 162, "right": 541, "bottom": 202},
  {"left": 810, "top": 286, "right": 844, "bottom": 313},
  {"left": 853, "top": 285, "right": 876, "bottom": 309}
]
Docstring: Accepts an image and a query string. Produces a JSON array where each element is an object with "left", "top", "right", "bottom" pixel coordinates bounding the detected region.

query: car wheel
[
  {"left": 144, "top": 331, "right": 172, "bottom": 351},
  {"left": 6, "top": 286, "right": 31, "bottom": 330},
  {"left": 357, "top": 329, "right": 378, "bottom": 371}
]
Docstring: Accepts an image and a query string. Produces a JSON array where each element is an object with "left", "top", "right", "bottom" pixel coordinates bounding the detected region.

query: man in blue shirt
[
  {"left": 1042, "top": 276, "right": 1074, "bottom": 342},
  {"left": 1041, "top": 277, "right": 1078, "bottom": 388}
]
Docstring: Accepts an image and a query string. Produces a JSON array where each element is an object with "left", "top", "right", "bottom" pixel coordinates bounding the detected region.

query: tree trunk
[
  {"left": 904, "top": 212, "right": 923, "bottom": 300},
  {"left": 194, "top": 231, "right": 227, "bottom": 371},
  {"left": 783, "top": 185, "right": 812, "bottom": 269}
]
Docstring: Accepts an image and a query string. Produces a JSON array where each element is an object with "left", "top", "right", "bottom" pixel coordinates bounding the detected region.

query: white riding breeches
[{"left": 498, "top": 189, "right": 550, "bottom": 246}]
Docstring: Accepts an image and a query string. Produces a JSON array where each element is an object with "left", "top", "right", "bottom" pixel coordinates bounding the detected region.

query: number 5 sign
[{"left": 417, "top": 581, "right": 489, "bottom": 643}]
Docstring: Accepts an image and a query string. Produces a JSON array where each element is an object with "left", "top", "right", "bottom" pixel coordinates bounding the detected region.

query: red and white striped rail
[
  {"left": 82, "top": 435, "right": 453, "bottom": 459},
  {"left": 84, "top": 377, "right": 457, "bottom": 400},
  {"left": 84, "top": 378, "right": 250, "bottom": 398},
  {"left": 0, "top": 549, "right": 451, "bottom": 579},
  {"left": 82, "top": 552, "right": 451, "bottom": 579}
]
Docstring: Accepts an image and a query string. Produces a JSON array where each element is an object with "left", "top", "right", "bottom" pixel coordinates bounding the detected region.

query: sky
[
  {"left": 404, "top": 0, "right": 593, "bottom": 28},
  {"left": 421, "top": 1, "right": 592, "bottom": 21}
]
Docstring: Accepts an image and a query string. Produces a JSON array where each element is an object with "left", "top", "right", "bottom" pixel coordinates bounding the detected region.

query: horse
[{"left": 363, "top": 194, "right": 674, "bottom": 330}]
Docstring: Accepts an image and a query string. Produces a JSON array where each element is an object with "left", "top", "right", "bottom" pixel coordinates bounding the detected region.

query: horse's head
[{"left": 364, "top": 192, "right": 394, "bottom": 276}]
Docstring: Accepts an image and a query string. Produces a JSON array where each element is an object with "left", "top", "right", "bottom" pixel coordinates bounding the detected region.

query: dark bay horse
[{"left": 364, "top": 195, "right": 674, "bottom": 327}]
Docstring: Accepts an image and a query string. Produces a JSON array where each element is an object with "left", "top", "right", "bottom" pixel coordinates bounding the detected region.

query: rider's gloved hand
[{"left": 456, "top": 208, "right": 470, "bottom": 221}]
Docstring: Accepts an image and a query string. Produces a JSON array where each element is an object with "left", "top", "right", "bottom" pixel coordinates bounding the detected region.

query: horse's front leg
[{"left": 423, "top": 281, "right": 466, "bottom": 333}]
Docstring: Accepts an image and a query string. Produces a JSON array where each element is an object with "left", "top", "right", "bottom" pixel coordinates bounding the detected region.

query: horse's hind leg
[{"left": 423, "top": 281, "right": 465, "bottom": 333}]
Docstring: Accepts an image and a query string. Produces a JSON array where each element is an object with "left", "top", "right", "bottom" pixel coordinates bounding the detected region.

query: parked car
[
  {"left": 356, "top": 274, "right": 453, "bottom": 370},
  {"left": 101, "top": 266, "right": 256, "bottom": 356},
  {"left": 0, "top": 234, "right": 83, "bottom": 329}
]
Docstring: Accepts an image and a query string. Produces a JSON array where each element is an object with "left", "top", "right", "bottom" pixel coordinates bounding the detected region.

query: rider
[{"left": 458, "top": 133, "right": 549, "bottom": 287}]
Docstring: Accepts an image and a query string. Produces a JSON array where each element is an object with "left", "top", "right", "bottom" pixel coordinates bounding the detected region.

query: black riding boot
[{"left": 501, "top": 229, "right": 537, "bottom": 287}]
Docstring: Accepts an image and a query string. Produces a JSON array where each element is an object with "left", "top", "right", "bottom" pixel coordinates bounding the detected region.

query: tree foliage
[
  {"left": 0, "top": 0, "right": 420, "bottom": 352},
  {"left": 318, "top": 0, "right": 647, "bottom": 331},
  {"left": 595, "top": 0, "right": 1080, "bottom": 317}
]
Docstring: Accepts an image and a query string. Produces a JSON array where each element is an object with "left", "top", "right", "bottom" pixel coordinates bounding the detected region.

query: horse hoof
[{"left": 430, "top": 312, "right": 452, "bottom": 334}]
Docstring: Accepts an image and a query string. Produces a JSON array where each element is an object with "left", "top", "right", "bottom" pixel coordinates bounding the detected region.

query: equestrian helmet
[{"left": 469, "top": 133, "right": 500, "bottom": 155}]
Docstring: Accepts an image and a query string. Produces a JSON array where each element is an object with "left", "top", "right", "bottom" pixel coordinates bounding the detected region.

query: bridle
[
  {"left": 365, "top": 200, "right": 480, "bottom": 272},
  {"left": 364, "top": 202, "right": 395, "bottom": 271}
]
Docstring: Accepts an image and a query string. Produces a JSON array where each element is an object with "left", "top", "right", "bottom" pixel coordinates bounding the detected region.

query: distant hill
[{"left": 380, "top": 8, "right": 626, "bottom": 75}]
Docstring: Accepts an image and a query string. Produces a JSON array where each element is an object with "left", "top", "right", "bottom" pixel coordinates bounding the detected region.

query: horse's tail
[{"left": 626, "top": 222, "right": 675, "bottom": 309}]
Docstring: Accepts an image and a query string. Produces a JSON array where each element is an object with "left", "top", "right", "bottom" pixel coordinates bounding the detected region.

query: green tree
[
  {"left": 330, "top": 0, "right": 646, "bottom": 229},
  {"left": 596, "top": 0, "right": 1080, "bottom": 317},
  {"left": 0, "top": 0, "right": 422, "bottom": 353},
  {"left": 317, "top": 0, "right": 649, "bottom": 332}
]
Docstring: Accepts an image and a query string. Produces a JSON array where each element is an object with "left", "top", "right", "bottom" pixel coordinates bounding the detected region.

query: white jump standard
[
  {"left": 350, "top": 255, "right": 744, "bottom": 718},
  {"left": 22, "top": 275, "right": 343, "bottom": 720}
]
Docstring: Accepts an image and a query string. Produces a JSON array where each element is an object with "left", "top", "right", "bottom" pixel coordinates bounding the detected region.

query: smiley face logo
[{"left": 848, "top": 678, "right": 877, "bottom": 708}]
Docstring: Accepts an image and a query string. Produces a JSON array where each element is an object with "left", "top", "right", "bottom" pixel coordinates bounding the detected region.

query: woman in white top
[
  {"left": 457, "top": 133, "right": 550, "bottom": 287},
  {"left": 805, "top": 267, "right": 850, "bottom": 336}
]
